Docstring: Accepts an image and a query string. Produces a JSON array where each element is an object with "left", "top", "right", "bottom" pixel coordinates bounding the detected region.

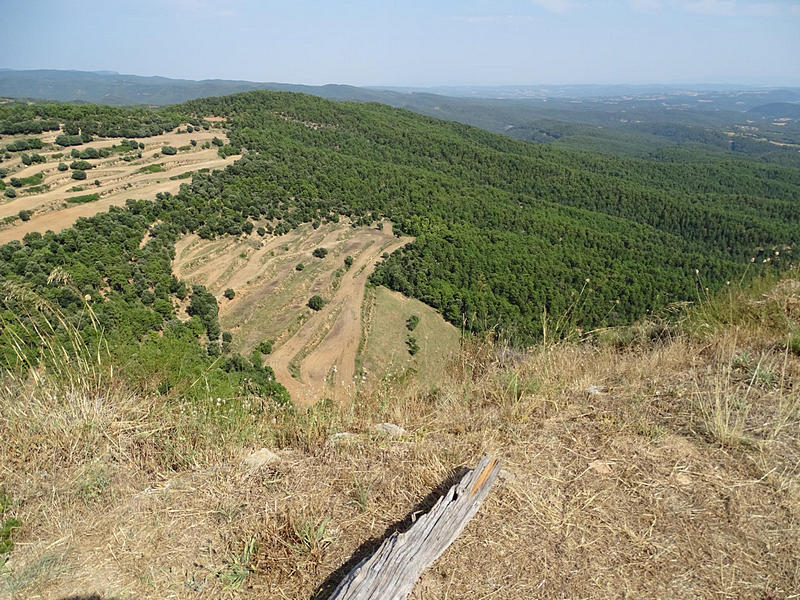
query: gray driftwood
[{"left": 328, "top": 455, "right": 501, "bottom": 600}]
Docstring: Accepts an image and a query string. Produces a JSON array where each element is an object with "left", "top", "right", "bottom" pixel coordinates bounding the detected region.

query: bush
[
  {"left": 71, "top": 170, "right": 87, "bottom": 181},
  {"left": 406, "top": 315, "right": 419, "bottom": 331},
  {"left": 256, "top": 340, "right": 273, "bottom": 354},
  {"left": 18, "top": 209, "right": 31, "bottom": 221},
  {"left": 4, "top": 189, "right": 15, "bottom": 198},
  {"left": 161, "top": 146, "right": 177, "bottom": 155},
  {"left": 406, "top": 336, "right": 420, "bottom": 355},
  {"left": 57, "top": 162, "right": 68, "bottom": 171},
  {"left": 55, "top": 134, "right": 83, "bottom": 147},
  {"left": 223, "top": 288, "right": 235, "bottom": 300},
  {"left": 344, "top": 256, "right": 354, "bottom": 268},
  {"left": 295, "top": 263, "right": 304, "bottom": 271},
  {"left": 308, "top": 295, "right": 325, "bottom": 311},
  {"left": 312, "top": 247, "right": 328, "bottom": 259},
  {"left": 70, "top": 160, "right": 92, "bottom": 170}
]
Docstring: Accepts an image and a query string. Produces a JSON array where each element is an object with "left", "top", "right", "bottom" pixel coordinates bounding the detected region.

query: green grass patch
[
  {"left": 25, "top": 184, "right": 49, "bottom": 194},
  {"left": 66, "top": 193, "right": 100, "bottom": 204},
  {"left": 68, "top": 186, "right": 85, "bottom": 192},
  {"left": 360, "top": 287, "right": 460, "bottom": 386},
  {"left": 169, "top": 170, "right": 193, "bottom": 180},
  {"left": 138, "top": 163, "right": 164, "bottom": 174},
  {"left": 16, "top": 172, "right": 43, "bottom": 187}
]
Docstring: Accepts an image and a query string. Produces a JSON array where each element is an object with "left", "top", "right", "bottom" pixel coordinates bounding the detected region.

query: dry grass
[{"left": 1, "top": 278, "right": 799, "bottom": 599}]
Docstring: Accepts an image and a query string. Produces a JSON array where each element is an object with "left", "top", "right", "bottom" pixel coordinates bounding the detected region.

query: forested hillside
[{"left": 0, "top": 90, "right": 798, "bottom": 399}]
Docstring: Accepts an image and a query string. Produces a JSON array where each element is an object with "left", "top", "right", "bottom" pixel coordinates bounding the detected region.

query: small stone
[
  {"left": 585, "top": 385, "right": 605, "bottom": 396},
  {"left": 498, "top": 468, "right": 517, "bottom": 483},
  {"left": 243, "top": 448, "right": 280, "bottom": 470},
  {"left": 329, "top": 432, "right": 360, "bottom": 444},
  {"left": 588, "top": 459, "right": 613, "bottom": 474},
  {"left": 373, "top": 423, "right": 406, "bottom": 437}
]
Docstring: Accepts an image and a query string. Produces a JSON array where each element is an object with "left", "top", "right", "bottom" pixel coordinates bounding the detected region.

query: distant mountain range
[
  {"left": 2, "top": 69, "right": 799, "bottom": 109},
  {"left": 2, "top": 69, "right": 799, "bottom": 164},
  {"left": 0, "top": 69, "right": 402, "bottom": 105}
]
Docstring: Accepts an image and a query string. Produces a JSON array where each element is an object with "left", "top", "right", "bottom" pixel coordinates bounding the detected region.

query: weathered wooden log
[{"left": 328, "top": 455, "right": 501, "bottom": 600}]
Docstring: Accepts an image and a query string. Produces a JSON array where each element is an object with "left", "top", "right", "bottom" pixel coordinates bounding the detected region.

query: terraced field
[
  {"left": 0, "top": 125, "right": 238, "bottom": 243},
  {"left": 173, "top": 220, "right": 460, "bottom": 404}
]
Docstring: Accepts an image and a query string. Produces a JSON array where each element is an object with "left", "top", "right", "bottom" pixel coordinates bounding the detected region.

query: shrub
[
  {"left": 57, "top": 162, "right": 68, "bottom": 171},
  {"left": 71, "top": 170, "right": 87, "bottom": 181},
  {"left": 295, "top": 263, "right": 304, "bottom": 271},
  {"left": 256, "top": 340, "right": 273, "bottom": 354},
  {"left": 4, "top": 189, "right": 15, "bottom": 198},
  {"left": 344, "top": 256, "right": 354, "bottom": 268},
  {"left": 70, "top": 160, "right": 92, "bottom": 170},
  {"left": 312, "top": 247, "right": 328, "bottom": 259},
  {"left": 66, "top": 193, "right": 99, "bottom": 204},
  {"left": 406, "top": 315, "right": 419, "bottom": 331},
  {"left": 161, "top": 146, "right": 177, "bottom": 155},
  {"left": 223, "top": 288, "right": 235, "bottom": 300},
  {"left": 55, "top": 134, "right": 83, "bottom": 147},
  {"left": 308, "top": 295, "right": 325, "bottom": 311},
  {"left": 406, "top": 336, "right": 420, "bottom": 355}
]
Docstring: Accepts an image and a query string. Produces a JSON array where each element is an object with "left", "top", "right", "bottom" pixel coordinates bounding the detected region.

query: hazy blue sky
[{"left": 1, "top": 0, "right": 798, "bottom": 86}]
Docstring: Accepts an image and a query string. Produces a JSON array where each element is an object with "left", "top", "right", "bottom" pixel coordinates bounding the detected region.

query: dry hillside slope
[{"left": 0, "top": 276, "right": 799, "bottom": 598}]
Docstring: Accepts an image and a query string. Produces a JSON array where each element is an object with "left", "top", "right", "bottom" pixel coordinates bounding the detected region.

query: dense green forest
[{"left": 0, "top": 91, "right": 797, "bottom": 401}]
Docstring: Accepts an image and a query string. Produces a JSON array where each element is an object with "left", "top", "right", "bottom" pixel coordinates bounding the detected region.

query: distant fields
[{"left": 0, "top": 125, "right": 238, "bottom": 244}]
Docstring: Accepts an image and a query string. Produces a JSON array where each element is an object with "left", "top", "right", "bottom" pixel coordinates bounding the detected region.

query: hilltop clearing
[{"left": 1, "top": 276, "right": 798, "bottom": 598}]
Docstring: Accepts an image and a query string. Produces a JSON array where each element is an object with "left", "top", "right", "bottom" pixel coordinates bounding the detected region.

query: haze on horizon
[{"left": 1, "top": 0, "right": 799, "bottom": 87}]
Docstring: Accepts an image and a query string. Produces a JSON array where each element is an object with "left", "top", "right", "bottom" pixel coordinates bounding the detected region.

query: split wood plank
[{"left": 328, "top": 455, "right": 501, "bottom": 600}]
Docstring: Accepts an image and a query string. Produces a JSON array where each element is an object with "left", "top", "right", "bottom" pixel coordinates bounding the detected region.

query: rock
[
  {"left": 373, "top": 423, "right": 407, "bottom": 437},
  {"left": 585, "top": 385, "right": 606, "bottom": 397},
  {"left": 588, "top": 459, "right": 613, "bottom": 474},
  {"left": 498, "top": 468, "right": 517, "bottom": 483},
  {"left": 243, "top": 448, "right": 280, "bottom": 470}
]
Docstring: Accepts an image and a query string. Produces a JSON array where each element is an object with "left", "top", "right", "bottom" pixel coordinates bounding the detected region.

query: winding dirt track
[{"left": 270, "top": 225, "right": 410, "bottom": 404}]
